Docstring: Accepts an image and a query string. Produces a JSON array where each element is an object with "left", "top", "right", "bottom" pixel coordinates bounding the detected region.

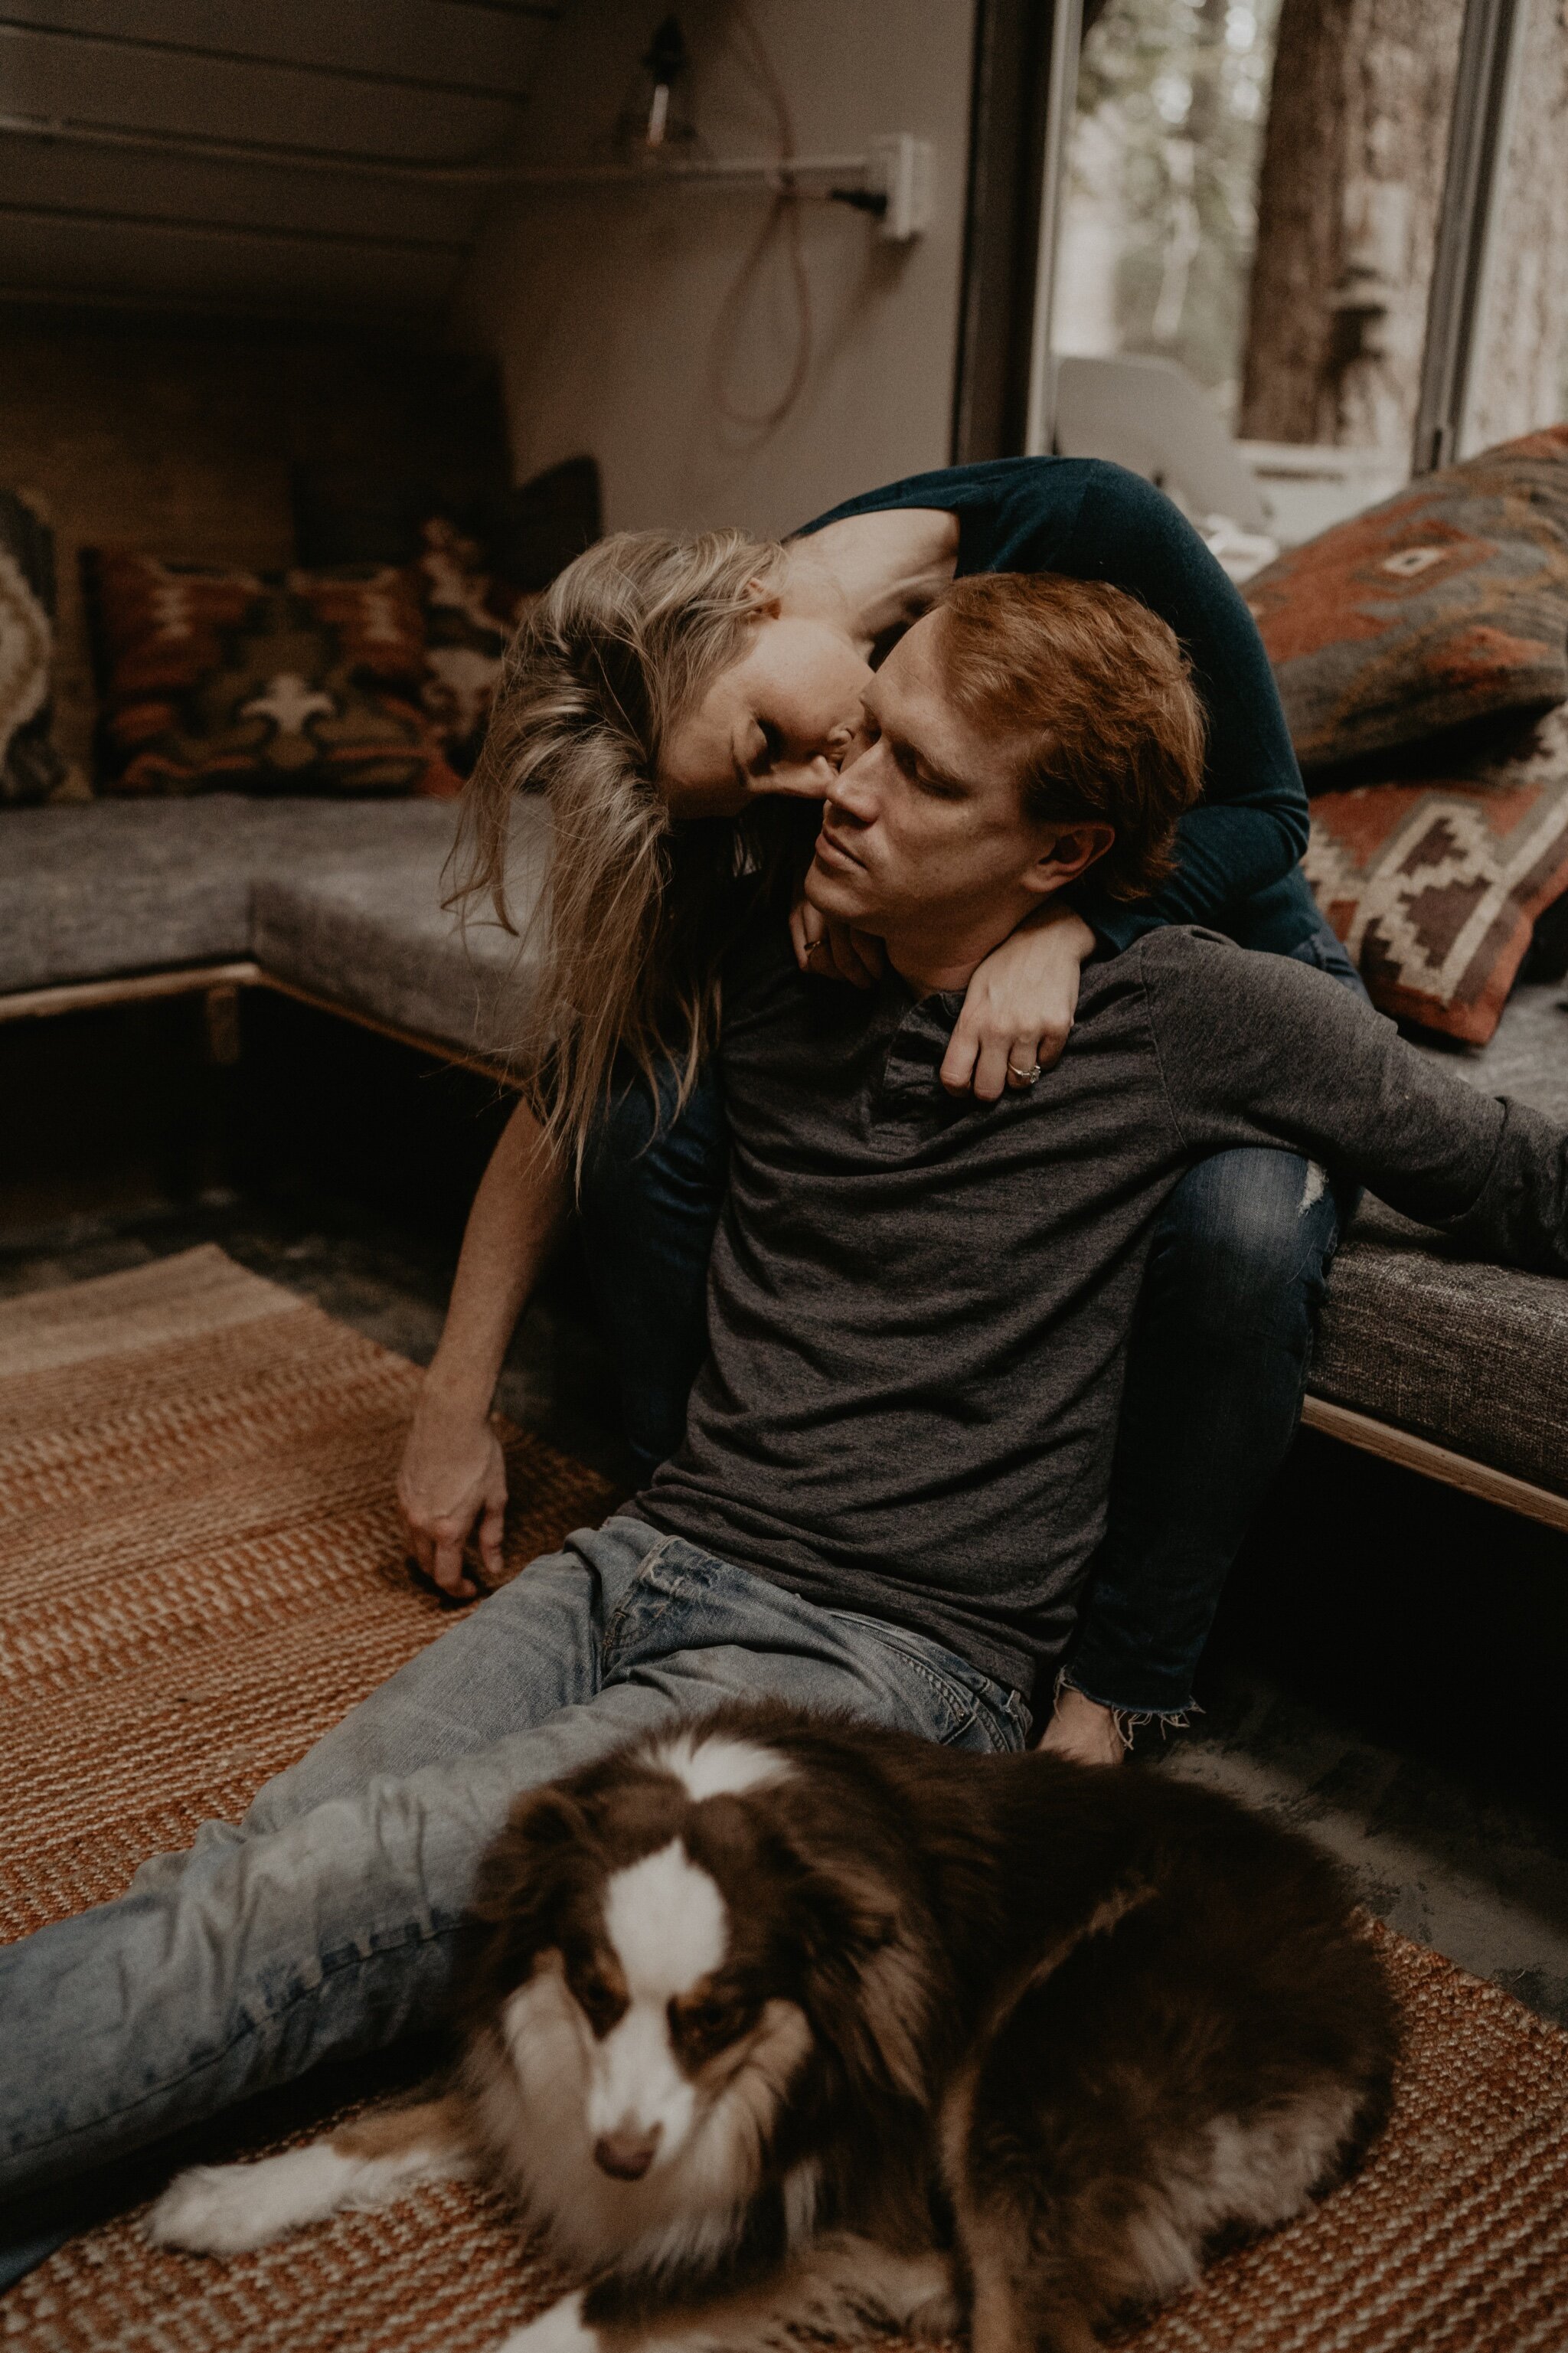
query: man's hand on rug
[{"left": 397, "top": 1392, "right": 508, "bottom": 1600}]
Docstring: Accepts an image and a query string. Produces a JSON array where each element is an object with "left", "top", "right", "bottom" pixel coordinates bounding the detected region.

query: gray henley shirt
[{"left": 635, "top": 921, "right": 1568, "bottom": 1697}]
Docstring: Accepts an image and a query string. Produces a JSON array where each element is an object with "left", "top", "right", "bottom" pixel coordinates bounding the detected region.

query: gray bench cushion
[
  {"left": 1314, "top": 1200, "right": 1568, "bottom": 1492},
  {"left": 250, "top": 800, "right": 551, "bottom": 1059},
  {"left": 2, "top": 792, "right": 549, "bottom": 1059},
  {"left": 1313, "top": 982, "right": 1568, "bottom": 1492},
  {"left": 0, "top": 797, "right": 460, "bottom": 993}
]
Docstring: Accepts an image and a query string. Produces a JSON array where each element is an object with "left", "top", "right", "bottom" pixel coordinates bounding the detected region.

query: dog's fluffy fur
[{"left": 150, "top": 1707, "right": 1398, "bottom": 2353}]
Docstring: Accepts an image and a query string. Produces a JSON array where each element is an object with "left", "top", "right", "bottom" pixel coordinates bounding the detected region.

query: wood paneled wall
[{"left": 0, "top": 2, "right": 559, "bottom": 321}]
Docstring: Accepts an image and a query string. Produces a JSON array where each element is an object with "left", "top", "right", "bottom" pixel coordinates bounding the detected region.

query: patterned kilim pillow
[
  {"left": 83, "top": 548, "right": 461, "bottom": 798},
  {"left": 1, "top": 488, "right": 71, "bottom": 805},
  {"left": 1304, "top": 705, "right": 1568, "bottom": 1042},
  {"left": 1248, "top": 427, "right": 1568, "bottom": 771}
]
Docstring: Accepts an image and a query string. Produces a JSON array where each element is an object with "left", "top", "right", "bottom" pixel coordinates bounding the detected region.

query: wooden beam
[
  {"left": 0, "top": 961, "right": 516, "bottom": 1086},
  {"left": 0, "top": 961, "right": 263, "bottom": 1021},
  {"left": 1301, "top": 1395, "right": 1568, "bottom": 1533}
]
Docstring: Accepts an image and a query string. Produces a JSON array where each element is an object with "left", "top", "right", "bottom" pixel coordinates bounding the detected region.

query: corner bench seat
[
  {"left": 1310, "top": 985, "right": 1568, "bottom": 1511},
  {"left": 248, "top": 803, "right": 549, "bottom": 1063},
  {"left": 1, "top": 796, "right": 546, "bottom": 1062},
  {"left": 3, "top": 799, "right": 1564, "bottom": 1511}
]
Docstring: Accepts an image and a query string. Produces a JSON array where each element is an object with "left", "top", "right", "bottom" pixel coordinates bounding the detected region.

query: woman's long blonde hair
[{"left": 449, "top": 528, "right": 801, "bottom": 1180}]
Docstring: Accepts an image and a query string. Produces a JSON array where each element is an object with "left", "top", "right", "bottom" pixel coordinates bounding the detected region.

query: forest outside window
[{"left": 1050, "top": 0, "right": 1568, "bottom": 541}]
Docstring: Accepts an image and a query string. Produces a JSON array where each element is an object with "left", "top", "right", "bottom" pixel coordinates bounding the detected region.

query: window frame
[{"left": 953, "top": 0, "right": 1533, "bottom": 475}]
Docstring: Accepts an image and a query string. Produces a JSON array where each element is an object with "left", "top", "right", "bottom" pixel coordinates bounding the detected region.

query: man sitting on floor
[{"left": 3, "top": 570, "right": 1566, "bottom": 2276}]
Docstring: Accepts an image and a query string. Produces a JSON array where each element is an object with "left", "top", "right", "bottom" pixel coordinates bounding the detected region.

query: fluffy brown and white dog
[{"left": 149, "top": 1706, "right": 1397, "bottom": 2353}]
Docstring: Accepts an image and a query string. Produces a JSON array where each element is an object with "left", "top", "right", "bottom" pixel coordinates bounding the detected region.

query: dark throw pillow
[
  {"left": 412, "top": 518, "right": 536, "bottom": 778},
  {"left": 1247, "top": 426, "right": 1568, "bottom": 772},
  {"left": 289, "top": 457, "right": 600, "bottom": 776},
  {"left": 480, "top": 455, "right": 604, "bottom": 596},
  {"left": 83, "top": 549, "right": 461, "bottom": 799},
  {"left": 290, "top": 453, "right": 603, "bottom": 600},
  {"left": 1, "top": 488, "right": 71, "bottom": 806},
  {"left": 1304, "top": 704, "right": 1568, "bottom": 1042}
]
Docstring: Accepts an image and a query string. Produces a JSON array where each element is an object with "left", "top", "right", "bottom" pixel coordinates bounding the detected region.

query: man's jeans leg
[
  {"left": 0, "top": 1517, "right": 645, "bottom": 2222},
  {"left": 124, "top": 1514, "right": 628, "bottom": 1899},
  {"left": 1, "top": 1520, "right": 1025, "bottom": 2234}
]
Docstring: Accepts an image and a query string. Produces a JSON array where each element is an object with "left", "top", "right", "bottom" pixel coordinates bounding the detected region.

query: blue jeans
[
  {"left": 0, "top": 1518, "right": 1024, "bottom": 2278},
  {"left": 579, "top": 920, "right": 1367, "bottom": 1726}
]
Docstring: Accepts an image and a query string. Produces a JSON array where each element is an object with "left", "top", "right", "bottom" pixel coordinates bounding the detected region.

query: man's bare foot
[{"left": 1037, "top": 1684, "right": 1126, "bottom": 1768}]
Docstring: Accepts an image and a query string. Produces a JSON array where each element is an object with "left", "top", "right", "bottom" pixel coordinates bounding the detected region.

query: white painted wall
[{"left": 456, "top": 0, "right": 977, "bottom": 539}]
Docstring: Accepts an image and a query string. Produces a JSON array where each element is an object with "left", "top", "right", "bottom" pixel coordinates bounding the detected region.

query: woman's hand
[
  {"left": 940, "top": 904, "right": 1097, "bottom": 1100},
  {"left": 790, "top": 891, "right": 885, "bottom": 988},
  {"left": 397, "top": 1387, "right": 509, "bottom": 1601}
]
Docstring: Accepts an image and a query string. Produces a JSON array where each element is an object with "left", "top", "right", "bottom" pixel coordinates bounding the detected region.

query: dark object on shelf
[
  {"left": 618, "top": 14, "right": 697, "bottom": 156},
  {"left": 290, "top": 455, "right": 603, "bottom": 599},
  {"left": 829, "top": 185, "right": 889, "bottom": 220}
]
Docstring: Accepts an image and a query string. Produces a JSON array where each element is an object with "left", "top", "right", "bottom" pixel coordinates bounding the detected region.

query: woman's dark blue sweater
[{"left": 798, "top": 457, "right": 1317, "bottom": 956}]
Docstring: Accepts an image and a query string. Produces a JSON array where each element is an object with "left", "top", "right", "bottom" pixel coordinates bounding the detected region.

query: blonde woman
[{"left": 399, "top": 456, "right": 1362, "bottom": 1766}]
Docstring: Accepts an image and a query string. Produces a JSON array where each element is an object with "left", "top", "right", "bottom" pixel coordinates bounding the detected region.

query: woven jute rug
[{"left": 2, "top": 1248, "right": 1565, "bottom": 2352}]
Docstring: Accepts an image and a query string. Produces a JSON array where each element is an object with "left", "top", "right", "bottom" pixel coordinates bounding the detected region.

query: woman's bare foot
[{"left": 1038, "top": 1684, "right": 1127, "bottom": 1767}]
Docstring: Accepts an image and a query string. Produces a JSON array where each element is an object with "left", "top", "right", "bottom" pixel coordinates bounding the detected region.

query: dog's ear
[
  {"left": 507, "top": 1785, "right": 591, "bottom": 1862},
  {"left": 467, "top": 1785, "right": 593, "bottom": 1947},
  {"left": 459, "top": 1787, "right": 597, "bottom": 2031}
]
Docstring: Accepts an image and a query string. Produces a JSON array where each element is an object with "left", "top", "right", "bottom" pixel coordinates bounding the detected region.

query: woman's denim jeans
[{"left": 579, "top": 919, "right": 1369, "bottom": 1727}]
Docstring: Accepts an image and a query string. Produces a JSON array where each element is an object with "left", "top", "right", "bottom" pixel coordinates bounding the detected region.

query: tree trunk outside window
[{"left": 1239, "top": 0, "right": 1465, "bottom": 449}]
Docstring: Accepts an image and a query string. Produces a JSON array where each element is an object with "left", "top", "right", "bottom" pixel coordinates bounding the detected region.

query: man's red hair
[{"left": 933, "top": 571, "right": 1207, "bottom": 900}]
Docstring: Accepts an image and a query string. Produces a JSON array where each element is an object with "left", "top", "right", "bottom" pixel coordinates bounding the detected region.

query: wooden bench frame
[
  {"left": 1298, "top": 1397, "right": 1568, "bottom": 1534},
  {"left": 0, "top": 959, "right": 510, "bottom": 1083},
  {"left": 6, "top": 963, "right": 1566, "bottom": 1536}
]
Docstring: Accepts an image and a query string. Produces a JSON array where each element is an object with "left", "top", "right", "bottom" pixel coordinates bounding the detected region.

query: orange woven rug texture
[{"left": 1, "top": 1247, "right": 1564, "bottom": 2353}]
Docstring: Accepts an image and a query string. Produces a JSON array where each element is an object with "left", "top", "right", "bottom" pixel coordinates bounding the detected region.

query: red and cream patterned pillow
[
  {"left": 1305, "top": 705, "right": 1568, "bottom": 1042},
  {"left": 1248, "top": 427, "right": 1568, "bottom": 772},
  {"left": 2, "top": 487, "right": 73, "bottom": 804},
  {"left": 83, "top": 548, "right": 461, "bottom": 798}
]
